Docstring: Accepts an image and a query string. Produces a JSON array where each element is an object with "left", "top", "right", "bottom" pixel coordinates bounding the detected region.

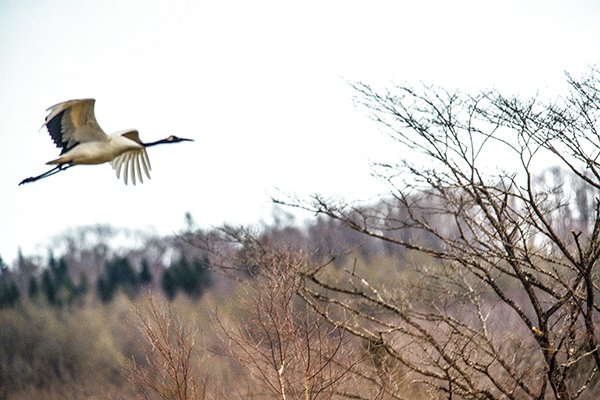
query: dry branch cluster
[
  {"left": 276, "top": 72, "right": 600, "bottom": 399},
  {"left": 131, "top": 72, "right": 600, "bottom": 399}
]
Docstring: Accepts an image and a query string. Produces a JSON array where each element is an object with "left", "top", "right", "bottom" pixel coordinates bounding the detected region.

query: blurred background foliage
[{"left": 0, "top": 163, "right": 596, "bottom": 398}]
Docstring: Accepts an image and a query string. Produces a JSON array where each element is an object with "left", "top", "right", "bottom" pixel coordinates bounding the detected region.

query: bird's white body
[
  {"left": 33, "top": 99, "right": 154, "bottom": 185},
  {"left": 47, "top": 131, "right": 143, "bottom": 165}
]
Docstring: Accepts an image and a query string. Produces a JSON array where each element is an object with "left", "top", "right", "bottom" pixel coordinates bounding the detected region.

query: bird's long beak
[{"left": 181, "top": 138, "right": 194, "bottom": 142}]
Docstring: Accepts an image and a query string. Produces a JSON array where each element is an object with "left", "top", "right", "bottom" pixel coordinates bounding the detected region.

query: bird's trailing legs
[{"left": 19, "top": 164, "right": 73, "bottom": 185}]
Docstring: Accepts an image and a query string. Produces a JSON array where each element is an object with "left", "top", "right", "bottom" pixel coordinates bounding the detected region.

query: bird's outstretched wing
[
  {"left": 45, "top": 99, "right": 108, "bottom": 154},
  {"left": 110, "top": 147, "right": 152, "bottom": 185}
]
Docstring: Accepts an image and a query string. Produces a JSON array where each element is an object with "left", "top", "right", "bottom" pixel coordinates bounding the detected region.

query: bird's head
[{"left": 165, "top": 135, "right": 194, "bottom": 143}]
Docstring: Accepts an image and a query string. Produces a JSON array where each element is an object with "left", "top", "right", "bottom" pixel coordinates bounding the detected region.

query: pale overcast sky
[{"left": 1, "top": 0, "right": 599, "bottom": 262}]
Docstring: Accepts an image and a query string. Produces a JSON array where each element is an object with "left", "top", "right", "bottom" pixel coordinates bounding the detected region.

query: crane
[{"left": 19, "top": 98, "right": 193, "bottom": 186}]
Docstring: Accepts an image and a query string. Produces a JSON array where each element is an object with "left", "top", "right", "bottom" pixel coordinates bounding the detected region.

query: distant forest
[{"left": 0, "top": 164, "right": 593, "bottom": 310}]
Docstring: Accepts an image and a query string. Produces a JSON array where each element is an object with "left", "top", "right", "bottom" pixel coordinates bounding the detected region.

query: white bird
[{"left": 19, "top": 98, "right": 193, "bottom": 186}]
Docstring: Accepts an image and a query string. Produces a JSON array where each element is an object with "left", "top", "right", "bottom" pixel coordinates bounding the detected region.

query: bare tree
[
  {"left": 213, "top": 245, "right": 372, "bottom": 400},
  {"left": 276, "top": 71, "right": 600, "bottom": 399},
  {"left": 128, "top": 294, "right": 208, "bottom": 400}
]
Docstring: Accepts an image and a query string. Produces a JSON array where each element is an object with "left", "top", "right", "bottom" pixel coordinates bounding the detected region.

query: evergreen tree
[
  {"left": 139, "top": 259, "right": 153, "bottom": 286},
  {"left": 97, "top": 256, "right": 141, "bottom": 301},
  {"left": 41, "top": 269, "right": 56, "bottom": 305},
  {"left": 161, "top": 269, "right": 177, "bottom": 300},
  {"left": 184, "top": 255, "right": 212, "bottom": 298},
  {"left": 28, "top": 276, "right": 39, "bottom": 299},
  {"left": 0, "top": 280, "right": 19, "bottom": 308},
  {"left": 160, "top": 255, "right": 212, "bottom": 300},
  {"left": 176, "top": 257, "right": 194, "bottom": 295},
  {"left": 0, "top": 259, "right": 7, "bottom": 279},
  {"left": 0, "top": 259, "right": 20, "bottom": 307},
  {"left": 97, "top": 276, "right": 113, "bottom": 303},
  {"left": 106, "top": 256, "right": 138, "bottom": 289},
  {"left": 42, "top": 255, "right": 77, "bottom": 306}
]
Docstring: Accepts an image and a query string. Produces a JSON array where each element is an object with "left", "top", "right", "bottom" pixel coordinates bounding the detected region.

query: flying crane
[{"left": 19, "top": 98, "right": 193, "bottom": 185}]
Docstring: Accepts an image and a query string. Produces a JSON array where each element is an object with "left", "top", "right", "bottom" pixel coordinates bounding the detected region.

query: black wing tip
[{"left": 45, "top": 110, "right": 68, "bottom": 150}]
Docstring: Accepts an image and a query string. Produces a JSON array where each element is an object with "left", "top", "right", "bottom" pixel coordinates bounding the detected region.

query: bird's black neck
[{"left": 143, "top": 139, "right": 170, "bottom": 147}]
